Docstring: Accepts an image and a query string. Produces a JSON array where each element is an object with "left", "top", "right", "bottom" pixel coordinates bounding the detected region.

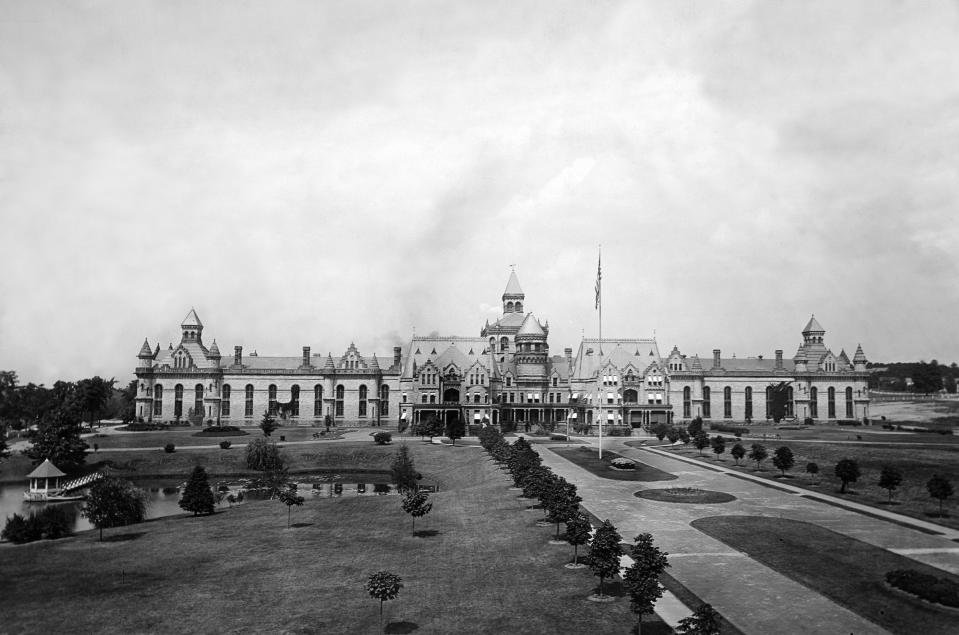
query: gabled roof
[
  {"left": 570, "top": 338, "right": 662, "bottom": 381},
  {"left": 402, "top": 337, "right": 491, "bottom": 380},
  {"left": 803, "top": 315, "right": 824, "bottom": 333},
  {"left": 181, "top": 308, "right": 203, "bottom": 328},
  {"left": 504, "top": 270, "right": 523, "bottom": 296},
  {"left": 27, "top": 458, "right": 66, "bottom": 479}
]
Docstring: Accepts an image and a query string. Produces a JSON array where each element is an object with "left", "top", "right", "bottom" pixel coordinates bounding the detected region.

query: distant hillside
[{"left": 867, "top": 361, "right": 958, "bottom": 393}]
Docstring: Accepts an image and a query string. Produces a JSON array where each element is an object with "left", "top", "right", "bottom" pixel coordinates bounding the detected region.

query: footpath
[{"left": 534, "top": 434, "right": 959, "bottom": 635}]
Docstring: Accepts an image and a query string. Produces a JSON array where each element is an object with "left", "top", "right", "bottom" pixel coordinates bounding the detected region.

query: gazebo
[{"left": 25, "top": 459, "right": 67, "bottom": 501}]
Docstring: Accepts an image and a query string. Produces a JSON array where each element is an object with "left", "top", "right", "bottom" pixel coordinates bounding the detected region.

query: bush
[
  {"left": 709, "top": 423, "right": 750, "bottom": 435},
  {"left": 606, "top": 427, "right": 632, "bottom": 437},
  {"left": 610, "top": 457, "right": 635, "bottom": 470},
  {"left": 885, "top": 569, "right": 959, "bottom": 608},
  {"left": 2, "top": 513, "right": 37, "bottom": 543},
  {"left": 219, "top": 440, "right": 231, "bottom": 449},
  {"left": 194, "top": 426, "right": 248, "bottom": 437},
  {"left": 164, "top": 443, "right": 175, "bottom": 453},
  {"left": 837, "top": 420, "right": 863, "bottom": 427},
  {"left": 804, "top": 417, "right": 814, "bottom": 426},
  {"left": 2, "top": 507, "right": 74, "bottom": 544},
  {"left": 373, "top": 431, "right": 392, "bottom": 445}
]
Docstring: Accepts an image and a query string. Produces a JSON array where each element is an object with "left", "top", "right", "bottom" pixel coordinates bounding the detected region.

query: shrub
[
  {"left": 837, "top": 420, "right": 863, "bottom": 427},
  {"left": 606, "top": 427, "right": 631, "bottom": 437},
  {"left": 38, "top": 506, "right": 74, "bottom": 539},
  {"left": 245, "top": 437, "right": 283, "bottom": 471},
  {"left": 373, "top": 431, "right": 393, "bottom": 445},
  {"left": 164, "top": 443, "right": 175, "bottom": 453},
  {"left": 2, "top": 513, "right": 37, "bottom": 544},
  {"left": 885, "top": 569, "right": 959, "bottom": 608},
  {"left": 219, "top": 440, "right": 231, "bottom": 450},
  {"left": 709, "top": 423, "right": 750, "bottom": 435},
  {"left": 804, "top": 417, "right": 814, "bottom": 426},
  {"left": 610, "top": 457, "right": 635, "bottom": 470}
]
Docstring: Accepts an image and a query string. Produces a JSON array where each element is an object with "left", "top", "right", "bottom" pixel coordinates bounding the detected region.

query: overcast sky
[{"left": 1, "top": 1, "right": 957, "bottom": 386}]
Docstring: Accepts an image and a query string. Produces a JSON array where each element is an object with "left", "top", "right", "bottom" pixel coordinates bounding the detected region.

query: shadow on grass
[
  {"left": 385, "top": 620, "right": 418, "bottom": 634},
  {"left": 291, "top": 522, "right": 314, "bottom": 528},
  {"left": 924, "top": 511, "right": 951, "bottom": 519},
  {"left": 413, "top": 529, "right": 440, "bottom": 538},
  {"left": 591, "top": 580, "right": 626, "bottom": 598},
  {"left": 102, "top": 532, "right": 146, "bottom": 543}
]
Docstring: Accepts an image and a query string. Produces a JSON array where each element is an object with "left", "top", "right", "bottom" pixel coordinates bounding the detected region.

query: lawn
[
  {"left": 0, "top": 443, "right": 669, "bottom": 634},
  {"left": 550, "top": 446, "right": 677, "bottom": 482},
  {"left": 692, "top": 516, "right": 959, "bottom": 635},
  {"left": 642, "top": 436, "right": 959, "bottom": 529}
]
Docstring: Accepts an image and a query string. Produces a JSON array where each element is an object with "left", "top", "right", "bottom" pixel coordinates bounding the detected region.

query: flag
[{"left": 594, "top": 253, "right": 601, "bottom": 309}]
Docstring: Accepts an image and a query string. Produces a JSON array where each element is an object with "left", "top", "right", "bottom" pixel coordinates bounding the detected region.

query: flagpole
[{"left": 596, "top": 245, "right": 603, "bottom": 459}]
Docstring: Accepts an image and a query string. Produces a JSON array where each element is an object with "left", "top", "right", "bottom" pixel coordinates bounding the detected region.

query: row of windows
[
  {"left": 153, "top": 383, "right": 389, "bottom": 418},
  {"left": 680, "top": 385, "right": 856, "bottom": 419}
]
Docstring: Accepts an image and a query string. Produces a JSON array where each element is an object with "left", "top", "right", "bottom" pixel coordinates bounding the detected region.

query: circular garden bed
[{"left": 634, "top": 487, "right": 736, "bottom": 504}]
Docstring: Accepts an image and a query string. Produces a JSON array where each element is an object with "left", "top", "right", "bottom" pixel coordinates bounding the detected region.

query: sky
[{"left": 1, "top": 0, "right": 958, "bottom": 386}]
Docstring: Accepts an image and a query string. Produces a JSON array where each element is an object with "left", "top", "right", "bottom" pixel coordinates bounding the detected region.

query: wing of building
[{"left": 134, "top": 276, "right": 870, "bottom": 429}]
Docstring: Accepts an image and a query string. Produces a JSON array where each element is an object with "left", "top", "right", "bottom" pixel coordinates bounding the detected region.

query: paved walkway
[{"left": 535, "top": 436, "right": 959, "bottom": 634}]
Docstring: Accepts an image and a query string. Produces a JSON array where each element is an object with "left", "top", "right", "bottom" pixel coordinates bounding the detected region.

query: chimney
[
  {"left": 775, "top": 349, "right": 783, "bottom": 370},
  {"left": 565, "top": 347, "right": 572, "bottom": 364},
  {"left": 302, "top": 346, "right": 311, "bottom": 368},
  {"left": 234, "top": 346, "right": 242, "bottom": 367},
  {"left": 713, "top": 349, "right": 721, "bottom": 369},
  {"left": 393, "top": 346, "right": 402, "bottom": 368}
]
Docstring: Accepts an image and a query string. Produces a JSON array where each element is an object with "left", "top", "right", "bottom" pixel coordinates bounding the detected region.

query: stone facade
[{"left": 134, "top": 277, "right": 870, "bottom": 429}]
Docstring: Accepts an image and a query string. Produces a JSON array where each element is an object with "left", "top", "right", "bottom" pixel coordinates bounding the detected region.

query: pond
[{"left": 0, "top": 473, "right": 414, "bottom": 535}]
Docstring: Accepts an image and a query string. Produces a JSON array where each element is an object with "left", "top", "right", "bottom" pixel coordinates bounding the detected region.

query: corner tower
[
  {"left": 503, "top": 269, "right": 524, "bottom": 314},
  {"left": 181, "top": 308, "right": 204, "bottom": 345}
]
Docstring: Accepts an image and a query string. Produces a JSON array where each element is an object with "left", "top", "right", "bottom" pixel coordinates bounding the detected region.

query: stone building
[{"left": 134, "top": 276, "right": 870, "bottom": 429}]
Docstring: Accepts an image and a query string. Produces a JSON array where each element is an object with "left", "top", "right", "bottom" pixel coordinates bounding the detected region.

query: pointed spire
[
  {"left": 802, "top": 314, "right": 824, "bottom": 334},
  {"left": 369, "top": 354, "right": 380, "bottom": 370},
  {"left": 691, "top": 355, "right": 703, "bottom": 371},
  {"left": 853, "top": 344, "right": 868, "bottom": 364},
  {"left": 504, "top": 269, "right": 523, "bottom": 296},
  {"left": 208, "top": 340, "right": 221, "bottom": 358},
  {"left": 516, "top": 313, "right": 546, "bottom": 337},
  {"left": 138, "top": 338, "right": 153, "bottom": 357},
  {"left": 324, "top": 354, "right": 335, "bottom": 370},
  {"left": 181, "top": 308, "right": 203, "bottom": 328}
]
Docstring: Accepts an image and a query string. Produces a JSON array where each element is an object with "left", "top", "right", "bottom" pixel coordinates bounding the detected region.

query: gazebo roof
[{"left": 27, "top": 458, "right": 66, "bottom": 479}]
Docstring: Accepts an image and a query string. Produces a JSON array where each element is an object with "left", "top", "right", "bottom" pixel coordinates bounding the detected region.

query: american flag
[{"left": 594, "top": 252, "right": 601, "bottom": 310}]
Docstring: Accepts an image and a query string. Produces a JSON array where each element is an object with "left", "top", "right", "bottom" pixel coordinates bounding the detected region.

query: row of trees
[
  {"left": 408, "top": 415, "right": 466, "bottom": 444},
  {"left": 0, "top": 370, "right": 131, "bottom": 430}
]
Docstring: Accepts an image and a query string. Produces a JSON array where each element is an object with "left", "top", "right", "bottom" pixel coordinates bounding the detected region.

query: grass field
[
  {"left": 0, "top": 443, "right": 670, "bottom": 634},
  {"left": 692, "top": 516, "right": 959, "bottom": 635},
  {"left": 551, "top": 446, "right": 677, "bottom": 482}
]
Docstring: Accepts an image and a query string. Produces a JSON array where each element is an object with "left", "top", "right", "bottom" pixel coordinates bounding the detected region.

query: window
[
  {"left": 506, "top": 376, "right": 512, "bottom": 387},
  {"left": 500, "top": 336, "right": 509, "bottom": 353},
  {"left": 810, "top": 387, "right": 818, "bottom": 418},
  {"left": 194, "top": 384, "right": 203, "bottom": 419},
  {"left": 314, "top": 385, "right": 323, "bottom": 417},
  {"left": 702, "top": 387, "right": 711, "bottom": 418},
  {"left": 787, "top": 386, "right": 794, "bottom": 417},
  {"left": 552, "top": 376, "right": 558, "bottom": 387},
  {"left": 429, "top": 394, "right": 436, "bottom": 404},
  {"left": 402, "top": 392, "right": 408, "bottom": 403},
  {"left": 291, "top": 385, "right": 300, "bottom": 417},
  {"left": 336, "top": 385, "right": 344, "bottom": 417},
  {"left": 359, "top": 385, "right": 368, "bottom": 417},
  {"left": 221, "top": 384, "right": 230, "bottom": 416},
  {"left": 245, "top": 384, "right": 254, "bottom": 416},
  {"left": 745, "top": 387, "right": 752, "bottom": 420},
  {"left": 175, "top": 384, "right": 183, "bottom": 417},
  {"left": 421, "top": 394, "right": 428, "bottom": 404},
  {"left": 268, "top": 385, "right": 278, "bottom": 416},
  {"left": 683, "top": 387, "right": 691, "bottom": 418},
  {"left": 765, "top": 386, "right": 772, "bottom": 418},
  {"left": 828, "top": 387, "right": 836, "bottom": 419},
  {"left": 724, "top": 387, "right": 732, "bottom": 418},
  {"left": 845, "top": 387, "right": 853, "bottom": 419},
  {"left": 153, "top": 384, "right": 163, "bottom": 416},
  {"left": 380, "top": 385, "right": 389, "bottom": 415}
]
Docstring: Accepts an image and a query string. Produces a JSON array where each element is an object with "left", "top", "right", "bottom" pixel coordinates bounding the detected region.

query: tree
[
  {"left": 22, "top": 408, "right": 88, "bottom": 472},
  {"left": 259, "top": 410, "right": 279, "bottom": 437},
  {"left": 179, "top": 466, "right": 216, "bottom": 516},
  {"left": 587, "top": 519, "right": 622, "bottom": 598},
  {"left": 543, "top": 477, "right": 581, "bottom": 539},
  {"left": 445, "top": 416, "right": 465, "bottom": 445},
  {"left": 877, "top": 466, "right": 903, "bottom": 503},
  {"left": 565, "top": 511, "right": 592, "bottom": 567},
  {"left": 245, "top": 438, "right": 283, "bottom": 471},
  {"left": 772, "top": 446, "right": 795, "bottom": 476},
  {"left": 911, "top": 361, "right": 943, "bottom": 394},
  {"left": 76, "top": 376, "right": 115, "bottom": 427},
  {"left": 730, "top": 443, "right": 745, "bottom": 466},
  {"left": 401, "top": 490, "right": 433, "bottom": 534},
  {"left": 366, "top": 571, "right": 402, "bottom": 628},
  {"left": 0, "top": 423, "right": 9, "bottom": 470},
  {"left": 82, "top": 477, "right": 147, "bottom": 541},
  {"left": 806, "top": 462, "right": 820, "bottom": 484},
  {"left": 256, "top": 465, "right": 290, "bottom": 500},
  {"left": 768, "top": 381, "right": 792, "bottom": 423},
  {"left": 687, "top": 416, "right": 703, "bottom": 437},
  {"left": 694, "top": 431, "right": 709, "bottom": 456},
  {"left": 834, "top": 458, "right": 860, "bottom": 494},
  {"left": 520, "top": 465, "right": 556, "bottom": 503},
  {"left": 652, "top": 422, "right": 670, "bottom": 441},
  {"left": 390, "top": 444, "right": 420, "bottom": 494},
  {"left": 748, "top": 444, "right": 768, "bottom": 470},
  {"left": 927, "top": 474, "right": 954, "bottom": 517},
  {"left": 676, "top": 603, "right": 722, "bottom": 635},
  {"left": 666, "top": 428, "right": 681, "bottom": 444},
  {"left": 623, "top": 532, "right": 670, "bottom": 635},
  {"left": 710, "top": 435, "right": 725, "bottom": 461},
  {"left": 278, "top": 485, "right": 305, "bottom": 528}
]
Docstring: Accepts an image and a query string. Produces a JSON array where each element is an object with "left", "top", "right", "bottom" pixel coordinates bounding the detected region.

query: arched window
[
  {"left": 245, "top": 384, "right": 254, "bottom": 417},
  {"left": 174, "top": 384, "right": 183, "bottom": 418},
  {"left": 683, "top": 386, "right": 691, "bottom": 418},
  {"left": 291, "top": 385, "right": 300, "bottom": 417},
  {"left": 335, "top": 385, "right": 344, "bottom": 417},
  {"left": 702, "top": 386, "right": 711, "bottom": 418},
  {"left": 515, "top": 302, "right": 523, "bottom": 313},
  {"left": 314, "top": 385, "right": 323, "bottom": 417},
  {"left": 359, "top": 385, "right": 368, "bottom": 417},
  {"left": 429, "top": 394, "right": 436, "bottom": 404},
  {"left": 380, "top": 385, "right": 389, "bottom": 415},
  {"left": 221, "top": 384, "right": 230, "bottom": 416},
  {"left": 268, "top": 384, "right": 278, "bottom": 416},
  {"left": 845, "top": 386, "right": 854, "bottom": 419},
  {"left": 507, "top": 301, "right": 514, "bottom": 312},
  {"left": 745, "top": 387, "right": 753, "bottom": 420},
  {"left": 153, "top": 384, "right": 163, "bottom": 416},
  {"left": 194, "top": 384, "right": 203, "bottom": 419},
  {"left": 624, "top": 389, "right": 638, "bottom": 404},
  {"left": 489, "top": 337, "right": 495, "bottom": 352},
  {"left": 500, "top": 336, "right": 509, "bottom": 353},
  {"left": 421, "top": 394, "right": 428, "bottom": 404},
  {"left": 810, "top": 387, "right": 818, "bottom": 418},
  {"left": 724, "top": 387, "right": 732, "bottom": 418},
  {"left": 827, "top": 387, "right": 836, "bottom": 419}
]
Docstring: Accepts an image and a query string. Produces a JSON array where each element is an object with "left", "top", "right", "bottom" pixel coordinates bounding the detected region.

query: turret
[
  {"left": 502, "top": 269, "right": 525, "bottom": 314},
  {"left": 137, "top": 338, "right": 153, "bottom": 369},
  {"left": 514, "top": 313, "right": 548, "bottom": 382},
  {"left": 209, "top": 340, "right": 221, "bottom": 363},
  {"left": 853, "top": 344, "right": 868, "bottom": 372},
  {"left": 181, "top": 308, "right": 203, "bottom": 344}
]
